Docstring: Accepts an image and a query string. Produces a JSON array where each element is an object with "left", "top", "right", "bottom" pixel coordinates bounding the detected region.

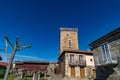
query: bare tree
[{"left": 4, "top": 34, "right": 32, "bottom": 80}]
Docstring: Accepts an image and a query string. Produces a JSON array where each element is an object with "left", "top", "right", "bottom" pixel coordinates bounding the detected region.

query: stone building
[
  {"left": 58, "top": 28, "right": 95, "bottom": 80},
  {"left": 89, "top": 27, "right": 120, "bottom": 80}
]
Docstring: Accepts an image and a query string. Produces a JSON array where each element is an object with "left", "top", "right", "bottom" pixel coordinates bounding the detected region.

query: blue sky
[{"left": 0, "top": 0, "right": 120, "bottom": 62}]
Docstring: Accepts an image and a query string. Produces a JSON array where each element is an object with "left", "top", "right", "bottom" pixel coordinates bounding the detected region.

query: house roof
[
  {"left": 50, "top": 62, "right": 58, "bottom": 64},
  {"left": 89, "top": 27, "right": 120, "bottom": 47},
  {"left": 0, "top": 62, "right": 8, "bottom": 67},
  {"left": 58, "top": 50, "right": 93, "bottom": 60},
  {"left": 15, "top": 60, "right": 49, "bottom": 64}
]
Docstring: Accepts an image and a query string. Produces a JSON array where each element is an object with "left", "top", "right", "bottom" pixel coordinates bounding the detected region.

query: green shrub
[
  {"left": 25, "top": 73, "right": 33, "bottom": 77},
  {"left": 0, "top": 69, "right": 6, "bottom": 78},
  {"left": 39, "top": 77, "right": 46, "bottom": 80},
  {"left": 36, "top": 71, "right": 41, "bottom": 75},
  {"left": 8, "top": 75, "right": 15, "bottom": 80},
  {"left": 22, "top": 76, "right": 32, "bottom": 80}
]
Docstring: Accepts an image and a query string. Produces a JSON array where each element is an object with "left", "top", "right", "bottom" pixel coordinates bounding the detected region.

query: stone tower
[{"left": 59, "top": 28, "right": 79, "bottom": 55}]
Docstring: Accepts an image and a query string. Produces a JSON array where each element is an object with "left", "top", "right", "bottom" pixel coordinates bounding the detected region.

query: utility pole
[{"left": 4, "top": 34, "right": 32, "bottom": 80}]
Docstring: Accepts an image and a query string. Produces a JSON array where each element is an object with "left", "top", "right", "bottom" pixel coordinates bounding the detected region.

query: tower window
[
  {"left": 66, "top": 34, "right": 69, "bottom": 36},
  {"left": 68, "top": 47, "right": 72, "bottom": 50},
  {"left": 68, "top": 40, "right": 72, "bottom": 46}
]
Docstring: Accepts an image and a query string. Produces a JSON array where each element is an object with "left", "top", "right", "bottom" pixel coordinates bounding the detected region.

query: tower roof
[{"left": 60, "top": 28, "right": 78, "bottom": 31}]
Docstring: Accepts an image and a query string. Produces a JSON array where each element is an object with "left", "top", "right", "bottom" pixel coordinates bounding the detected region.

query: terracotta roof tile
[
  {"left": 58, "top": 50, "right": 93, "bottom": 60},
  {"left": 15, "top": 61, "right": 49, "bottom": 64},
  {"left": 63, "top": 50, "right": 93, "bottom": 54},
  {"left": 50, "top": 62, "right": 58, "bottom": 64},
  {"left": 0, "top": 62, "right": 8, "bottom": 67}
]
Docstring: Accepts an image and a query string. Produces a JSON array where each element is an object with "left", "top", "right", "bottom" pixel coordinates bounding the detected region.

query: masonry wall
[
  {"left": 60, "top": 29, "right": 79, "bottom": 55},
  {"left": 59, "top": 54, "right": 66, "bottom": 77},
  {"left": 86, "top": 55, "right": 95, "bottom": 66}
]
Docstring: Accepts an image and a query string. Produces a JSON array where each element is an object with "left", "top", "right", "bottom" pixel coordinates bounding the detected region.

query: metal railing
[
  {"left": 68, "top": 60, "right": 86, "bottom": 66},
  {"left": 68, "top": 61, "right": 77, "bottom": 66},
  {"left": 77, "top": 60, "right": 86, "bottom": 67}
]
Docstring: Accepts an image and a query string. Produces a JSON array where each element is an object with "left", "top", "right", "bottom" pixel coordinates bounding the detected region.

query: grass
[
  {"left": 22, "top": 76, "right": 32, "bottom": 80},
  {"left": 0, "top": 75, "right": 15, "bottom": 80}
]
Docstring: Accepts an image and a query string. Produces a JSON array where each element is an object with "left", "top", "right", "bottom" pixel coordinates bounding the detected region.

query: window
[
  {"left": 66, "top": 34, "right": 69, "bottom": 36},
  {"left": 70, "top": 55, "right": 74, "bottom": 63},
  {"left": 74, "top": 32, "right": 76, "bottom": 35},
  {"left": 79, "top": 55, "right": 83, "bottom": 61},
  {"left": 92, "top": 69, "right": 96, "bottom": 75},
  {"left": 68, "top": 40, "right": 72, "bottom": 46},
  {"left": 101, "top": 42, "right": 112, "bottom": 63},
  {"left": 90, "top": 59, "right": 93, "bottom": 62},
  {"left": 68, "top": 47, "right": 72, "bottom": 50}
]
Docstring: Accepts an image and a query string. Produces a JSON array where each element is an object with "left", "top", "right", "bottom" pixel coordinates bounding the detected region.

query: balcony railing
[
  {"left": 68, "top": 60, "right": 86, "bottom": 66},
  {"left": 68, "top": 61, "right": 77, "bottom": 66},
  {"left": 77, "top": 60, "right": 86, "bottom": 67}
]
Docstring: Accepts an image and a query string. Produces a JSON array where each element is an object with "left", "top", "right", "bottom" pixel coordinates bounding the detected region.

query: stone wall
[
  {"left": 59, "top": 54, "right": 65, "bottom": 77},
  {"left": 60, "top": 29, "right": 79, "bottom": 55}
]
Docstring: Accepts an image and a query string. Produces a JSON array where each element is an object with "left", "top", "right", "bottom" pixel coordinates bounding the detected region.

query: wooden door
[
  {"left": 71, "top": 67, "right": 75, "bottom": 78},
  {"left": 80, "top": 67, "right": 85, "bottom": 78},
  {"left": 93, "top": 69, "right": 96, "bottom": 75}
]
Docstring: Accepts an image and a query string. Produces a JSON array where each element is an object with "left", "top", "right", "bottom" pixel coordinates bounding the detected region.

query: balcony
[
  {"left": 68, "top": 61, "right": 77, "bottom": 66},
  {"left": 77, "top": 60, "right": 86, "bottom": 67},
  {"left": 68, "top": 60, "right": 86, "bottom": 66}
]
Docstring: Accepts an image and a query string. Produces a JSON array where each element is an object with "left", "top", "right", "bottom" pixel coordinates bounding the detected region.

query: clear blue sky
[{"left": 0, "top": 0, "right": 120, "bottom": 62}]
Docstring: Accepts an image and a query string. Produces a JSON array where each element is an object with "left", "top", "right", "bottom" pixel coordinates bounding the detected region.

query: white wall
[{"left": 86, "top": 55, "right": 95, "bottom": 66}]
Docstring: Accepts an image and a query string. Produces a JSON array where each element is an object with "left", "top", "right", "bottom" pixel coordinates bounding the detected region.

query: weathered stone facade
[
  {"left": 60, "top": 28, "right": 79, "bottom": 55},
  {"left": 59, "top": 51, "right": 95, "bottom": 80},
  {"left": 89, "top": 27, "right": 120, "bottom": 80}
]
